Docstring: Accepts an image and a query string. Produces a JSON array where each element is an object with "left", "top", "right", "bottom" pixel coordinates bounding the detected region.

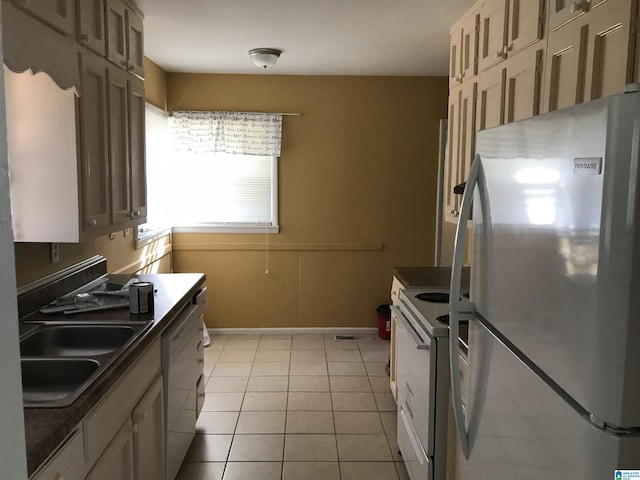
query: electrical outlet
[
  {"left": 109, "top": 232, "right": 116, "bottom": 240},
  {"left": 124, "top": 228, "right": 131, "bottom": 237},
  {"left": 50, "top": 243, "right": 60, "bottom": 263}
]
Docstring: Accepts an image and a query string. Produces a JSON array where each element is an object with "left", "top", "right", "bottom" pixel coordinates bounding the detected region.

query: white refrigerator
[{"left": 449, "top": 86, "right": 640, "bottom": 479}]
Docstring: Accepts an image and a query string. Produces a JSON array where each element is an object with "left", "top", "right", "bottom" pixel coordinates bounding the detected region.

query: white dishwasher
[{"left": 162, "top": 288, "right": 207, "bottom": 480}]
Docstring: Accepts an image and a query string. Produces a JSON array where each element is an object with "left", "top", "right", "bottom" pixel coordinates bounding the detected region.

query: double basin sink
[{"left": 20, "top": 322, "right": 150, "bottom": 408}]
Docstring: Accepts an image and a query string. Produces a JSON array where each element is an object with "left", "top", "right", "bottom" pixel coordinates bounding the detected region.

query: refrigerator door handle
[{"left": 450, "top": 154, "right": 482, "bottom": 460}]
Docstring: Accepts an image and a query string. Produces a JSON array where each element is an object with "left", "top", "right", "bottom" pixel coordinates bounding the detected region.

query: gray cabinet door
[{"left": 79, "top": 51, "right": 110, "bottom": 231}]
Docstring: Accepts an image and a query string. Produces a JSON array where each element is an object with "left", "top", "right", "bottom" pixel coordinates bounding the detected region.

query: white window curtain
[{"left": 170, "top": 111, "right": 283, "bottom": 156}]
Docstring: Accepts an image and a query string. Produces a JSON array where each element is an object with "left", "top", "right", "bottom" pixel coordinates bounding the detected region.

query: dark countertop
[
  {"left": 392, "top": 266, "right": 470, "bottom": 289},
  {"left": 22, "top": 273, "right": 205, "bottom": 476}
]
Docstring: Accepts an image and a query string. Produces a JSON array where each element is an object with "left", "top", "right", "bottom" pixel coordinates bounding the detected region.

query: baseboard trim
[{"left": 207, "top": 327, "right": 379, "bottom": 336}]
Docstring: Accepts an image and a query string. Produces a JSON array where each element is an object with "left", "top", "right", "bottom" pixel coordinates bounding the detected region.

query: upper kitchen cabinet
[
  {"left": 549, "top": 0, "right": 589, "bottom": 31},
  {"left": 478, "top": 0, "right": 508, "bottom": 71},
  {"left": 445, "top": 81, "right": 477, "bottom": 223},
  {"left": 3, "top": 0, "right": 147, "bottom": 241},
  {"left": 106, "top": 0, "right": 145, "bottom": 78},
  {"left": 128, "top": 78, "right": 148, "bottom": 221},
  {"left": 77, "top": 0, "right": 106, "bottom": 56},
  {"left": 79, "top": 51, "right": 111, "bottom": 232},
  {"left": 2, "top": 1, "right": 80, "bottom": 91},
  {"left": 542, "top": 23, "right": 587, "bottom": 112},
  {"left": 107, "top": 66, "right": 147, "bottom": 226},
  {"left": 12, "top": 0, "right": 74, "bottom": 36},
  {"left": 583, "top": 0, "right": 636, "bottom": 101},
  {"left": 505, "top": 0, "right": 546, "bottom": 57},
  {"left": 450, "top": 4, "right": 480, "bottom": 88},
  {"left": 542, "top": 0, "right": 637, "bottom": 112},
  {"left": 81, "top": 50, "right": 147, "bottom": 233},
  {"left": 476, "top": 66, "right": 505, "bottom": 131},
  {"left": 504, "top": 48, "right": 544, "bottom": 122},
  {"left": 478, "top": 0, "right": 546, "bottom": 71}
]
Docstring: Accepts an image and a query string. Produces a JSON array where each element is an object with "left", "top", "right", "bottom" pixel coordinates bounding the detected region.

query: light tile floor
[{"left": 177, "top": 333, "right": 408, "bottom": 480}]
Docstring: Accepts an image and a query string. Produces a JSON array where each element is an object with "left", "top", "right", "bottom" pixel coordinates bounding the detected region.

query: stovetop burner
[{"left": 415, "top": 292, "right": 450, "bottom": 303}]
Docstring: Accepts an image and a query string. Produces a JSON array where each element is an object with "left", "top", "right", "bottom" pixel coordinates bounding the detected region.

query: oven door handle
[{"left": 391, "top": 305, "right": 430, "bottom": 351}]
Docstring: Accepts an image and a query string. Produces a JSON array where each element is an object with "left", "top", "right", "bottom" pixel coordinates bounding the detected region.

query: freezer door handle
[{"left": 449, "top": 154, "right": 482, "bottom": 460}]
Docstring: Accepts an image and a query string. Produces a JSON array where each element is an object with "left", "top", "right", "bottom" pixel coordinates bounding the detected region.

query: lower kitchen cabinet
[
  {"left": 86, "top": 419, "right": 135, "bottom": 480},
  {"left": 389, "top": 276, "right": 405, "bottom": 401},
  {"left": 389, "top": 311, "right": 399, "bottom": 401},
  {"left": 87, "top": 375, "right": 165, "bottom": 480},
  {"left": 31, "top": 429, "right": 85, "bottom": 480},
  {"left": 30, "top": 338, "right": 164, "bottom": 480}
]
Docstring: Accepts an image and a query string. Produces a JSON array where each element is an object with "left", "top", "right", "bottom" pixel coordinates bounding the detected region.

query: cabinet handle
[
  {"left": 90, "top": 218, "right": 97, "bottom": 226},
  {"left": 494, "top": 49, "right": 505, "bottom": 59},
  {"left": 132, "top": 423, "right": 139, "bottom": 434},
  {"left": 80, "top": 33, "right": 90, "bottom": 42},
  {"left": 570, "top": 0, "right": 583, "bottom": 12}
]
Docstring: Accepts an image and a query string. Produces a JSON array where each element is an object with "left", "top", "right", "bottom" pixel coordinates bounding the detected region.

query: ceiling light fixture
[{"left": 248, "top": 48, "right": 281, "bottom": 69}]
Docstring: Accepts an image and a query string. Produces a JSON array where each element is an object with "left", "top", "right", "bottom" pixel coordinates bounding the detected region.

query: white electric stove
[{"left": 393, "top": 287, "right": 468, "bottom": 480}]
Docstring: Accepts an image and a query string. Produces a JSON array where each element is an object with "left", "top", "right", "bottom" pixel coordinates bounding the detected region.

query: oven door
[{"left": 393, "top": 303, "right": 437, "bottom": 457}]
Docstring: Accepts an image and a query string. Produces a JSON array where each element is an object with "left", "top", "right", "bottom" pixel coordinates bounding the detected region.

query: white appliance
[
  {"left": 162, "top": 288, "right": 207, "bottom": 480},
  {"left": 393, "top": 288, "right": 452, "bottom": 480},
  {"left": 449, "top": 86, "right": 640, "bottom": 479}
]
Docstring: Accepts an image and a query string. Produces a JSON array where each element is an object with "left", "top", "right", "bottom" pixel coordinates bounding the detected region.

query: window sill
[
  {"left": 172, "top": 225, "right": 280, "bottom": 234},
  {"left": 135, "top": 227, "right": 172, "bottom": 249}
]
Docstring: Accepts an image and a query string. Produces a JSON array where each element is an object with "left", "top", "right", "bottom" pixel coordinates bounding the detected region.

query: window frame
[
  {"left": 171, "top": 154, "right": 279, "bottom": 234},
  {"left": 137, "top": 104, "right": 280, "bottom": 246}
]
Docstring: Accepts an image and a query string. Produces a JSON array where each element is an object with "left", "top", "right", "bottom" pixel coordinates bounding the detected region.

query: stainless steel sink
[
  {"left": 20, "top": 325, "right": 139, "bottom": 357},
  {"left": 21, "top": 358, "right": 100, "bottom": 405},
  {"left": 19, "top": 322, "right": 150, "bottom": 408}
]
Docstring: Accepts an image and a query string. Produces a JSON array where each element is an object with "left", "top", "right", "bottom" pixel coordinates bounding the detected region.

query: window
[
  {"left": 140, "top": 106, "right": 280, "bottom": 238},
  {"left": 167, "top": 152, "right": 278, "bottom": 233},
  {"left": 137, "top": 103, "right": 170, "bottom": 245}
]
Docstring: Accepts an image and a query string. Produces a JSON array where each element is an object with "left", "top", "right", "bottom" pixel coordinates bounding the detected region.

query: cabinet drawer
[
  {"left": 398, "top": 405, "right": 432, "bottom": 480},
  {"left": 84, "top": 338, "right": 161, "bottom": 466},
  {"left": 31, "top": 428, "right": 85, "bottom": 480}
]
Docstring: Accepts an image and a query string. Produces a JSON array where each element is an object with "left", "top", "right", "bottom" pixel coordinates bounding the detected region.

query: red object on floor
[{"left": 376, "top": 304, "right": 391, "bottom": 340}]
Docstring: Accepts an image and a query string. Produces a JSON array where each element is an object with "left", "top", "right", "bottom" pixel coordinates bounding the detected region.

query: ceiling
[{"left": 135, "top": 0, "right": 477, "bottom": 76}]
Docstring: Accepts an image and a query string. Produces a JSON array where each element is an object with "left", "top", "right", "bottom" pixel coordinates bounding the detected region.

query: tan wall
[
  {"left": 14, "top": 232, "right": 172, "bottom": 287},
  {"left": 167, "top": 73, "right": 448, "bottom": 328},
  {"left": 144, "top": 57, "right": 167, "bottom": 111}
]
